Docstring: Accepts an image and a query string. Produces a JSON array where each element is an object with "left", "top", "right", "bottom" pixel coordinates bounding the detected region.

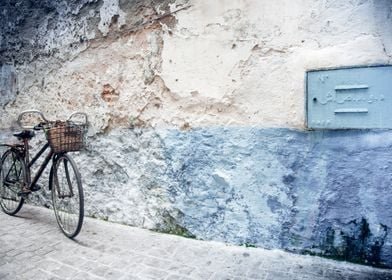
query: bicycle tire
[
  {"left": 0, "top": 149, "right": 25, "bottom": 215},
  {"left": 51, "top": 154, "right": 84, "bottom": 238}
]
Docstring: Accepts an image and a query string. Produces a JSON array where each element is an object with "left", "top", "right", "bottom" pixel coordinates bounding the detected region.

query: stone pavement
[{"left": 0, "top": 205, "right": 391, "bottom": 280}]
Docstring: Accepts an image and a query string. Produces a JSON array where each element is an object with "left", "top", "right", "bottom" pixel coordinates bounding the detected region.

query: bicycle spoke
[
  {"left": 3, "top": 183, "right": 20, "bottom": 194},
  {"left": 0, "top": 149, "right": 25, "bottom": 215},
  {"left": 52, "top": 155, "right": 83, "bottom": 238},
  {"left": 4, "top": 154, "right": 17, "bottom": 183}
]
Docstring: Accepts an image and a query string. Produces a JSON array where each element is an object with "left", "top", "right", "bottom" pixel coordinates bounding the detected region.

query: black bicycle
[{"left": 0, "top": 110, "right": 88, "bottom": 238}]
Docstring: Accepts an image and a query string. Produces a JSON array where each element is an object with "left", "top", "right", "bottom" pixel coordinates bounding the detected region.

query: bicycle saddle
[{"left": 13, "top": 130, "right": 35, "bottom": 140}]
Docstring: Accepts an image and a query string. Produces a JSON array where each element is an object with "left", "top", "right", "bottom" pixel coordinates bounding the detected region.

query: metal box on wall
[{"left": 306, "top": 65, "right": 392, "bottom": 129}]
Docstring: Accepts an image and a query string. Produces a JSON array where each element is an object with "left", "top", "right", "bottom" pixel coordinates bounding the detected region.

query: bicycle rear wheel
[
  {"left": 51, "top": 154, "right": 84, "bottom": 238},
  {"left": 0, "top": 149, "right": 25, "bottom": 215}
]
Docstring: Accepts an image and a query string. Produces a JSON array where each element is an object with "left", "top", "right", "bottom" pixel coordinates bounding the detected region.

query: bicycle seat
[{"left": 13, "top": 130, "right": 35, "bottom": 140}]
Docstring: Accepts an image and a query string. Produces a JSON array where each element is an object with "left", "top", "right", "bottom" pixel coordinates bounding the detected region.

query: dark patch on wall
[
  {"left": 0, "top": 0, "right": 183, "bottom": 65},
  {"left": 282, "top": 174, "right": 296, "bottom": 184},
  {"left": 0, "top": 0, "right": 101, "bottom": 64},
  {"left": 154, "top": 210, "right": 196, "bottom": 239},
  {"left": 0, "top": 64, "right": 17, "bottom": 107},
  {"left": 319, "top": 218, "right": 388, "bottom": 267},
  {"left": 267, "top": 196, "right": 283, "bottom": 213}
]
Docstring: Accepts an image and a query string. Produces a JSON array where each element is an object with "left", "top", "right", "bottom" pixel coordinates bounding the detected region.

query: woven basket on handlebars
[{"left": 46, "top": 121, "right": 86, "bottom": 153}]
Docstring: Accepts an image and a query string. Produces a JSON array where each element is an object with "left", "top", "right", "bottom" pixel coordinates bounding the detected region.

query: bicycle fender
[{"left": 49, "top": 164, "right": 54, "bottom": 190}]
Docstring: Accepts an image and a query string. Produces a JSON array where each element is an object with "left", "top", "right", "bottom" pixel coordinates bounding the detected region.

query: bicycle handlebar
[
  {"left": 67, "top": 112, "right": 88, "bottom": 125},
  {"left": 17, "top": 110, "right": 49, "bottom": 129},
  {"left": 17, "top": 110, "right": 88, "bottom": 129}
]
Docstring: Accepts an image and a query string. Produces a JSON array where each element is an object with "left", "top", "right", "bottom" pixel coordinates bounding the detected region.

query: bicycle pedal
[
  {"left": 30, "top": 184, "right": 41, "bottom": 192},
  {"left": 17, "top": 190, "right": 31, "bottom": 198}
]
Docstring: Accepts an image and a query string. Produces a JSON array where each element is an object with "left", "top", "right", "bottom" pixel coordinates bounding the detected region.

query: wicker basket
[{"left": 46, "top": 122, "right": 86, "bottom": 153}]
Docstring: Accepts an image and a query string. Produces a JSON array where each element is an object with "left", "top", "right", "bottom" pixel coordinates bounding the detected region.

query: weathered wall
[
  {"left": 1, "top": 0, "right": 392, "bottom": 267},
  {"left": 1, "top": 0, "right": 391, "bottom": 129}
]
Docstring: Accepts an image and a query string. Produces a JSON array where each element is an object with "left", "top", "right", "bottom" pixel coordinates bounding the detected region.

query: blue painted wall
[
  {"left": 4, "top": 126, "right": 389, "bottom": 267},
  {"left": 163, "top": 128, "right": 392, "bottom": 267}
]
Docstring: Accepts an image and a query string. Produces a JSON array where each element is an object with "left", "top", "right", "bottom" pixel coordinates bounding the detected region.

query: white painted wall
[{"left": 161, "top": 0, "right": 392, "bottom": 128}]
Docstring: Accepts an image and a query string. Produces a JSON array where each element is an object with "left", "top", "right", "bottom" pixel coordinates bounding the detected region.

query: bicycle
[{"left": 0, "top": 110, "right": 88, "bottom": 238}]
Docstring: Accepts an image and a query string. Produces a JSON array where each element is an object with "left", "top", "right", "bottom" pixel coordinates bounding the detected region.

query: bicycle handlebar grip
[
  {"left": 17, "top": 110, "right": 49, "bottom": 129},
  {"left": 67, "top": 112, "right": 88, "bottom": 126},
  {"left": 33, "top": 122, "right": 44, "bottom": 131}
]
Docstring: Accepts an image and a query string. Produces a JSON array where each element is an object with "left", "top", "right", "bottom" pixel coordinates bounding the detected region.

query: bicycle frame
[
  {"left": 20, "top": 135, "right": 54, "bottom": 190},
  {"left": 1, "top": 150, "right": 23, "bottom": 188},
  {"left": 1, "top": 109, "right": 87, "bottom": 238}
]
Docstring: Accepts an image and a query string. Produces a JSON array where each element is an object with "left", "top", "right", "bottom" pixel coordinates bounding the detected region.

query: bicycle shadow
[
  {"left": 9, "top": 204, "right": 99, "bottom": 247},
  {"left": 13, "top": 203, "right": 56, "bottom": 226}
]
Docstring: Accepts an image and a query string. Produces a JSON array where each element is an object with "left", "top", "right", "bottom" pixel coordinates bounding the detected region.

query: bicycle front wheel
[
  {"left": 51, "top": 154, "right": 84, "bottom": 238},
  {"left": 0, "top": 149, "right": 25, "bottom": 215}
]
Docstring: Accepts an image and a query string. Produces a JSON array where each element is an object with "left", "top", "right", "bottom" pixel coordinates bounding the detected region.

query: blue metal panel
[{"left": 307, "top": 65, "right": 392, "bottom": 129}]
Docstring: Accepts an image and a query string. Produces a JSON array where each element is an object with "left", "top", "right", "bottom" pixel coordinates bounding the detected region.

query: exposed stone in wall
[
  {"left": 101, "top": 83, "right": 119, "bottom": 102},
  {"left": 98, "top": 0, "right": 126, "bottom": 36}
]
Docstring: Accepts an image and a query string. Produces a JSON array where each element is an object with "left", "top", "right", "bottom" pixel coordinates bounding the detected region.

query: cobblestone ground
[{"left": 0, "top": 205, "right": 391, "bottom": 280}]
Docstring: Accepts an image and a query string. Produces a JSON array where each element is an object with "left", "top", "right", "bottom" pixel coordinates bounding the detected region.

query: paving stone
[
  {"left": 211, "top": 272, "right": 239, "bottom": 280},
  {"left": 110, "top": 258, "right": 134, "bottom": 270},
  {"left": 0, "top": 262, "right": 18, "bottom": 275},
  {"left": 0, "top": 205, "right": 391, "bottom": 280},
  {"left": 138, "top": 266, "right": 169, "bottom": 279},
  {"left": 0, "top": 258, "right": 7, "bottom": 266},
  {"left": 61, "top": 255, "right": 89, "bottom": 268},
  {"left": 246, "top": 269, "right": 269, "bottom": 280},
  {"left": 98, "top": 254, "right": 121, "bottom": 266},
  {"left": 166, "top": 262, "right": 196, "bottom": 275},
  {"left": 119, "top": 274, "right": 143, "bottom": 280},
  {"left": 0, "top": 271, "right": 10, "bottom": 279},
  {"left": 71, "top": 271, "right": 104, "bottom": 280},
  {"left": 13, "top": 251, "right": 35, "bottom": 261},
  {"left": 89, "top": 264, "right": 111, "bottom": 277},
  {"left": 76, "top": 260, "right": 99, "bottom": 273},
  {"left": 36, "top": 259, "right": 63, "bottom": 272},
  {"left": 103, "top": 268, "right": 126, "bottom": 279},
  {"left": 265, "top": 271, "right": 297, "bottom": 280},
  {"left": 188, "top": 268, "right": 214, "bottom": 279},
  {"left": 25, "top": 269, "right": 63, "bottom": 280},
  {"left": 50, "top": 264, "right": 80, "bottom": 279},
  {"left": 165, "top": 274, "right": 192, "bottom": 280},
  {"left": 143, "top": 256, "right": 173, "bottom": 268},
  {"left": 6, "top": 249, "right": 24, "bottom": 257}
]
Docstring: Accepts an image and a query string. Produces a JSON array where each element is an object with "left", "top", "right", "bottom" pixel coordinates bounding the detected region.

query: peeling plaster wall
[
  {"left": 1, "top": 0, "right": 392, "bottom": 267},
  {"left": 1, "top": 0, "right": 391, "bottom": 129}
]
